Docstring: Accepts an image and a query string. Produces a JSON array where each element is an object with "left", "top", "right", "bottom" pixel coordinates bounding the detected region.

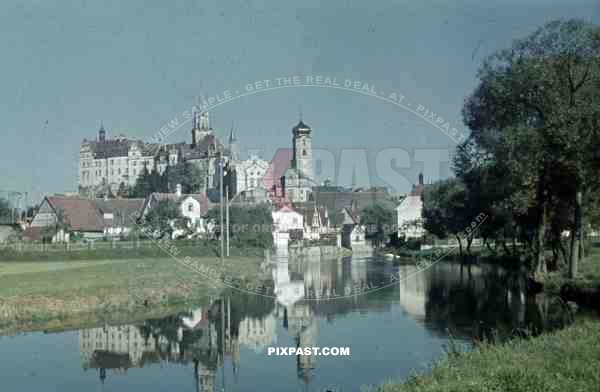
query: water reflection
[{"left": 76, "top": 257, "right": 575, "bottom": 391}]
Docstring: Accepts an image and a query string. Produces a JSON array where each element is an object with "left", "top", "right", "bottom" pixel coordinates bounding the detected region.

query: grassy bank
[
  {"left": 0, "top": 240, "right": 267, "bottom": 262},
  {"left": 543, "top": 247, "right": 600, "bottom": 294},
  {"left": 0, "top": 253, "right": 264, "bottom": 334},
  {"left": 377, "top": 319, "right": 600, "bottom": 392}
]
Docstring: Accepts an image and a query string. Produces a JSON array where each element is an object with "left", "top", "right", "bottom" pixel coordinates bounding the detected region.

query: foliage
[
  {"left": 361, "top": 202, "right": 396, "bottom": 247},
  {"left": 117, "top": 182, "right": 129, "bottom": 198},
  {"left": 423, "top": 19, "right": 600, "bottom": 274},
  {"left": 0, "top": 198, "right": 11, "bottom": 221},
  {"left": 377, "top": 320, "right": 600, "bottom": 392},
  {"left": 129, "top": 160, "right": 205, "bottom": 198},
  {"left": 205, "top": 203, "right": 273, "bottom": 249},
  {"left": 143, "top": 200, "right": 185, "bottom": 238},
  {"left": 162, "top": 160, "right": 204, "bottom": 194}
]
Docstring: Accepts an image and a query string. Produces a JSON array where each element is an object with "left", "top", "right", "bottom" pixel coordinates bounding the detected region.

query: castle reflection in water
[{"left": 79, "top": 256, "right": 573, "bottom": 391}]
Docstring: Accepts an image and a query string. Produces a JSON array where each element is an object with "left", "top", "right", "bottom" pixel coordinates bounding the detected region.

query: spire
[
  {"left": 98, "top": 121, "right": 106, "bottom": 142},
  {"left": 228, "top": 120, "right": 239, "bottom": 160},
  {"left": 228, "top": 121, "right": 236, "bottom": 143}
]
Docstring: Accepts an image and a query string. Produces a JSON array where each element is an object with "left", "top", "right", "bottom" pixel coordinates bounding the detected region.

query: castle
[{"left": 78, "top": 106, "right": 316, "bottom": 203}]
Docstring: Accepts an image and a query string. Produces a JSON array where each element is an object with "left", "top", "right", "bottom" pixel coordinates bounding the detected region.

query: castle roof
[{"left": 87, "top": 139, "right": 159, "bottom": 159}]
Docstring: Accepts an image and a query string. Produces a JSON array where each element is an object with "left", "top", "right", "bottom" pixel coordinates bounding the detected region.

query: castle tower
[
  {"left": 192, "top": 98, "right": 212, "bottom": 146},
  {"left": 292, "top": 120, "right": 313, "bottom": 181}
]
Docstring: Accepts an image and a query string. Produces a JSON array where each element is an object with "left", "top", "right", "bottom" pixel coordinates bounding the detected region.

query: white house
[
  {"left": 396, "top": 195, "right": 425, "bottom": 239},
  {"left": 296, "top": 205, "right": 335, "bottom": 241},
  {"left": 272, "top": 205, "right": 304, "bottom": 233},
  {"left": 228, "top": 155, "right": 270, "bottom": 196},
  {"left": 397, "top": 173, "right": 426, "bottom": 239},
  {"left": 272, "top": 205, "right": 304, "bottom": 248},
  {"left": 142, "top": 184, "right": 210, "bottom": 238}
]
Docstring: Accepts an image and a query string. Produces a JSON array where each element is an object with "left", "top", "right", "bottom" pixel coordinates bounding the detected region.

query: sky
[{"left": 1, "top": 0, "right": 599, "bottom": 205}]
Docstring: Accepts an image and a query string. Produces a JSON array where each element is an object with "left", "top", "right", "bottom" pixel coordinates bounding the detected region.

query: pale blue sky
[{"left": 1, "top": 0, "right": 598, "bottom": 204}]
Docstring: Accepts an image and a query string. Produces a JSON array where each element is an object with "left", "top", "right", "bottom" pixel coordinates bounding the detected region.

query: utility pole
[
  {"left": 226, "top": 185, "right": 230, "bottom": 257},
  {"left": 220, "top": 150, "right": 224, "bottom": 265},
  {"left": 219, "top": 151, "right": 225, "bottom": 265}
]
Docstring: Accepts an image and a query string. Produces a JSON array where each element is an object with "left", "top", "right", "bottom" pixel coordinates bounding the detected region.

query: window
[
  {"left": 188, "top": 203, "right": 193, "bottom": 212},
  {"left": 303, "top": 149, "right": 307, "bottom": 156}
]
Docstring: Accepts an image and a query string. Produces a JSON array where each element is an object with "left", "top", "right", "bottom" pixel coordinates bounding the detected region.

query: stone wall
[
  {"left": 288, "top": 245, "right": 339, "bottom": 258},
  {"left": 350, "top": 244, "right": 374, "bottom": 256}
]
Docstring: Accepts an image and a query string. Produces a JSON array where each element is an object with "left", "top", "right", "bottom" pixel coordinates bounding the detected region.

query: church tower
[
  {"left": 292, "top": 120, "right": 313, "bottom": 181},
  {"left": 98, "top": 122, "right": 106, "bottom": 142}
]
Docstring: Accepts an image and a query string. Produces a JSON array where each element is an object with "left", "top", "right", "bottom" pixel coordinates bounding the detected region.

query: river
[{"left": 0, "top": 256, "right": 576, "bottom": 391}]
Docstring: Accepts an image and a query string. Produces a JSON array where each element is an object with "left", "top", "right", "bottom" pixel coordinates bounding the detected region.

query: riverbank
[
  {"left": 0, "top": 240, "right": 267, "bottom": 262},
  {"left": 542, "top": 247, "right": 600, "bottom": 293},
  {"left": 0, "top": 255, "right": 264, "bottom": 334},
  {"left": 377, "top": 319, "right": 600, "bottom": 392}
]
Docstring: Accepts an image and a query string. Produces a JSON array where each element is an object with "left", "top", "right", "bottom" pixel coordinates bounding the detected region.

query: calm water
[{"left": 0, "top": 257, "right": 575, "bottom": 392}]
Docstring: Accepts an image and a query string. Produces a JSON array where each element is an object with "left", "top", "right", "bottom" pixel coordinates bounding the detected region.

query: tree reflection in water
[{"left": 79, "top": 258, "right": 576, "bottom": 389}]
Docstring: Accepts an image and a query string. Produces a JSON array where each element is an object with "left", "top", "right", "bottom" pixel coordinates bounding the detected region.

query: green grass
[
  {"left": 376, "top": 319, "right": 600, "bottom": 392},
  {"left": 0, "top": 251, "right": 264, "bottom": 333},
  {"left": 0, "top": 240, "right": 267, "bottom": 262},
  {"left": 543, "top": 247, "right": 600, "bottom": 294}
]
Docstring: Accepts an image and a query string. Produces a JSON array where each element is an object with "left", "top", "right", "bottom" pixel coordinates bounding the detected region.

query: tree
[
  {"left": 130, "top": 164, "right": 160, "bottom": 197},
  {"left": 205, "top": 204, "right": 273, "bottom": 249},
  {"left": 117, "top": 182, "right": 129, "bottom": 198},
  {"left": 143, "top": 200, "right": 184, "bottom": 238},
  {"left": 463, "top": 19, "right": 600, "bottom": 276},
  {"left": 163, "top": 161, "right": 204, "bottom": 194},
  {"left": 422, "top": 178, "right": 472, "bottom": 255},
  {"left": 0, "top": 198, "right": 11, "bottom": 223},
  {"left": 360, "top": 202, "right": 396, "bottom": 248},
  {"left": 129, "top": 160, "right": 205, "bottom": 198}
]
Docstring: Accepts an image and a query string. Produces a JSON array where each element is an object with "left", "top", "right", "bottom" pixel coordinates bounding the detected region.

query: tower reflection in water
[{"left": 79, "top": 257, "right": 574, "bottom": 390}]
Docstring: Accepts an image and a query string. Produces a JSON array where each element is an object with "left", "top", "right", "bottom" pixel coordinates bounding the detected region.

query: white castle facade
[{"left": 78, "top": 107, "right": 315, "bottom": 203}]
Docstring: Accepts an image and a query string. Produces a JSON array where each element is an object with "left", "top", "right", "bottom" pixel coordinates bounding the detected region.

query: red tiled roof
[
  {"left": 95, "top": 199, "right": 145, "bottom": 226},
  {"left": 47, "top": 196, "right": 105, "bottom": 232}
]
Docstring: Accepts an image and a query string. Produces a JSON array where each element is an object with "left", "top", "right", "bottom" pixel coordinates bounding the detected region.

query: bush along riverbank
[
  {"left": 375, "top": 319, "right": 600, "bottom": 392},
  {"left": 541, "top": 247, "right": 600, "bottom": 310}
]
